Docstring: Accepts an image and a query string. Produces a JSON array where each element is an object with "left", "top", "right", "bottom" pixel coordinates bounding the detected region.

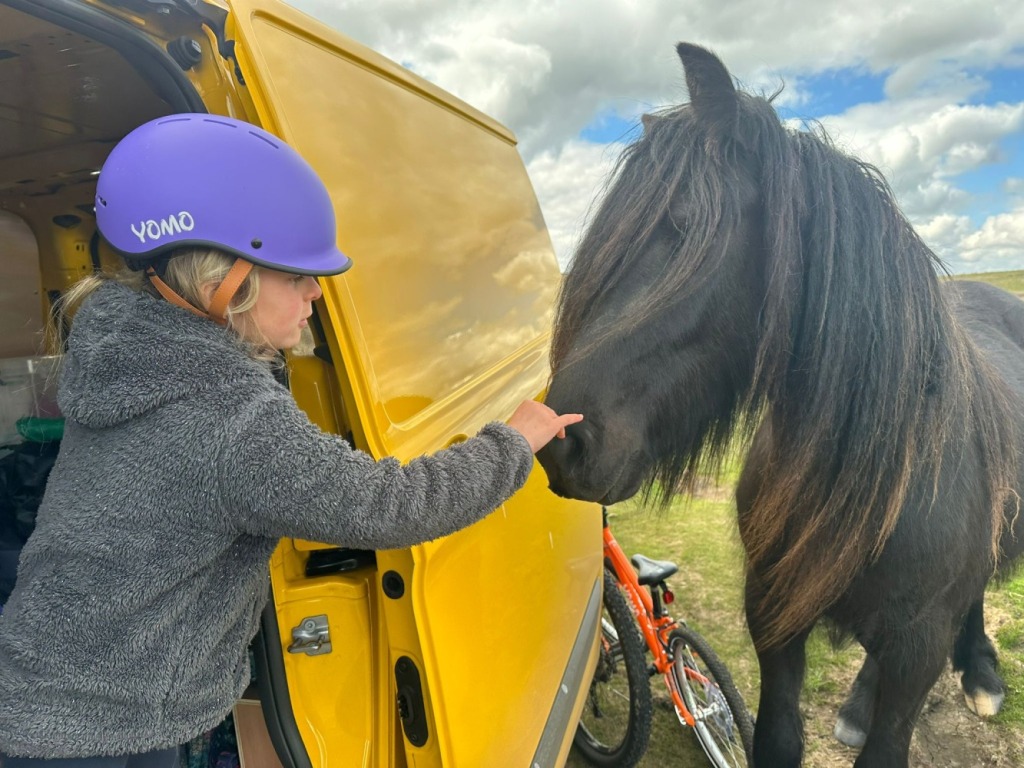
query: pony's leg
[
  {"left": 748, "top": 619, "right": 811, "bottom": 768},
  {"left": 854, "top": 632, "right": 948, "bottom": 768},
  {"left": 953, "top": 598, "right": 1005, "bottom": 716},
  {"left": 834, "top": 653, "right": 878, "bottom": 748}
]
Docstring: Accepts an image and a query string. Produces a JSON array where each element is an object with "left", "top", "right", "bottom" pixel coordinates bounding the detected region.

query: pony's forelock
[{"left": 552, "top": 102, "right": 748, "bottom": 373}]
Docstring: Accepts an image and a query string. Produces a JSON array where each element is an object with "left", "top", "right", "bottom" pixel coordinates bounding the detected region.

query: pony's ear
[
  {"left": 640, "top": 113, "right": 662, "bottom": 134},
  {"left": 676, "top": 43, "right": 738, "bottom": 140}
]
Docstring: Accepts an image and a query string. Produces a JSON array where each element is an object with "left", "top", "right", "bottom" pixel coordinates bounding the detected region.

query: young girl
[{"left": 0, "top": 114, "right": 581, "bottom": 766}]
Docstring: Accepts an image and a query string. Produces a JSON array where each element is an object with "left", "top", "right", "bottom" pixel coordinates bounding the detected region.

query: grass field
[{"left": 952, "top": 269, "right": 1024, "bottom": 295}]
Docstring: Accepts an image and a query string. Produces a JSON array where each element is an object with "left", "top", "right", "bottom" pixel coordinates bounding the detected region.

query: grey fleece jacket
[{"left": 0, "top": 281, "right": 533, "bottom": 757}]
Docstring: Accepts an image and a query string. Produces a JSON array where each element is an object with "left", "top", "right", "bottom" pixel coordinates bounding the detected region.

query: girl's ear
[{"left": 198, "top": 281, "right": 218, "bottom": 312}]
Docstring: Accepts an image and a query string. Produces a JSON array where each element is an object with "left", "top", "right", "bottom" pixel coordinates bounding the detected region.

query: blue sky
[
  {"left": 292, "top": 0, "right": 1024, "bottom": 274},
  {"left": 777, "top": 70, "right": 889, "bottom": 119},
  {"left": 579, "top": 112, "right": 641, "bottom": 145}
]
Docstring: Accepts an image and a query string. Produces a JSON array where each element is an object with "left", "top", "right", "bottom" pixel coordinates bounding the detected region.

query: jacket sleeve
[{"left": 216, "top": 392, "right": 535, "bottom": 549}]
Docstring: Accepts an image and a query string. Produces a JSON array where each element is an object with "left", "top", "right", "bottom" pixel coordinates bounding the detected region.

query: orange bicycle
[{"left": 574, "top": 508, "right": 754, "bottom": 768}]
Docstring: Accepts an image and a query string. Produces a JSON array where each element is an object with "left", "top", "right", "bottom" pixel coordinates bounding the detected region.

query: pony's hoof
[
  {"left": 833, "top": 717, "right": 867, "bottom": 748},
  {"left": 964, "top": 689, "right": 1005, "bottom": 717}
]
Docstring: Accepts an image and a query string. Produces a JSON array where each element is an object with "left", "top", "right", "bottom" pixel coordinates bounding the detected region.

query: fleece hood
[{"left": 59, "top": 281, "right": 268, "bottom": 428}]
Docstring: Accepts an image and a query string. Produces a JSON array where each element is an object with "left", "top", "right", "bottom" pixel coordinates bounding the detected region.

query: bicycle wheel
[
  {"left": 573, "top": 569, "right": 653, "bottom": 768},
  {"left": 668, "top": 625, "right": 754, "bottom": 767}
]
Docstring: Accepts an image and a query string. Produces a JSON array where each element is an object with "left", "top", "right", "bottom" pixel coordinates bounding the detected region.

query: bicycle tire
[
  {"left": 669, "top": 625, "right": 754, "bottom": 767},
  {"left": 573, "top": 569, "right": 653, "bottom": 768}
]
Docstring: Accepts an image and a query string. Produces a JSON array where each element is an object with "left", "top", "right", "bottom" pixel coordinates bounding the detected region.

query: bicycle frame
[{"left": 601, "top": 512, "right": 705, "bottom": 729}]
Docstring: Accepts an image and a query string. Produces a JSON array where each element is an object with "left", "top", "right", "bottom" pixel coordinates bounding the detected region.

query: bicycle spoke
[{"left": 669, "top": 626, "right": 753, "bottom": 767}]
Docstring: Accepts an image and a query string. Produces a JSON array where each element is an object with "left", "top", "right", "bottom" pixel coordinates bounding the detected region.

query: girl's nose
[{"left": 307, "top": 277, "right": 323, "bottom": 301}]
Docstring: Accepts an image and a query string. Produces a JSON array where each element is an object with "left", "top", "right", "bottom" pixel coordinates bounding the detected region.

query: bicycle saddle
[{"left": 630, "top": 554, "right": 679, "bottom": 586}]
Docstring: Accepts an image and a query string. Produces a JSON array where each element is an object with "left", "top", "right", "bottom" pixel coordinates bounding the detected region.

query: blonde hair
[{"left": 48, "top": 247, "right": 277, "bottom": 362}]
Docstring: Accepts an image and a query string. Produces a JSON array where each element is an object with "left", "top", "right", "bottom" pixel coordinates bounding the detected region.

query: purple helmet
[{"left": 95, "top": 114, "right": 351, "bottom": 276}]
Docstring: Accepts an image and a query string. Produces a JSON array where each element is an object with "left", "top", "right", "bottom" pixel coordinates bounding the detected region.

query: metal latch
[{"left": 287, "top": 614, "right": 332, "bottom": 656}]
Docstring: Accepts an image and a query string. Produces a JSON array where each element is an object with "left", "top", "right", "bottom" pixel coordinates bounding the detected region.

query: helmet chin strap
[{"left": 146, "top": 258, "right": 255, "bottom": 325}]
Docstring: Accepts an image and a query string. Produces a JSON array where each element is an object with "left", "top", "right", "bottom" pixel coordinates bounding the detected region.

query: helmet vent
[
  {"left": 249, "top": 131, "right": 280, "bottom": 149},
  {"left": 202, "top": 118, "right": 239, "bottom": 129},
  {"left": 251, "top": 239, "right": 263, "bottom": 249}
]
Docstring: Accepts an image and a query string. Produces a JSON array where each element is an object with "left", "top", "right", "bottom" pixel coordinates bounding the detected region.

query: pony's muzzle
[{"left": 536, "top": 420, "right": 605, "bottom": 502}]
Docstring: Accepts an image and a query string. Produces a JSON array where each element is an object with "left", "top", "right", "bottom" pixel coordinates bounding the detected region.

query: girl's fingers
[
  {"left": 505, "top": 401, "right": 582, "bottom": 452},
  {"left": 552, "top": 413, "right": 581, "bottom": 440}
]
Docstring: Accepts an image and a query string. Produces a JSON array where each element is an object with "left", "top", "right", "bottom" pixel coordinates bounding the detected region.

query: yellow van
[{"left": 0, "top": 0, "right": 602, "bottom": 765}]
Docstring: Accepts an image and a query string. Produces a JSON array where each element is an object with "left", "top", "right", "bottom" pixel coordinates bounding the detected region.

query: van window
[{"left": 232, "top": 14, "right": 561, "bottom": 440}]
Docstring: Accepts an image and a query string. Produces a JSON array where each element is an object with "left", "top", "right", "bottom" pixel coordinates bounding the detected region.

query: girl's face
[{"left": 240, "top": 267, "right": 323, "bottom": 350}]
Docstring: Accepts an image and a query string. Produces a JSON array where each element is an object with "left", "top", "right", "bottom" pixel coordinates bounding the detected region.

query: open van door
[{"left": 220, "top": 2, "right": 603, "bottom": 766}]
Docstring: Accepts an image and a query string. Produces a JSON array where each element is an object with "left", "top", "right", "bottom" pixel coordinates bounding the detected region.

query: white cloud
[
  {"left": 915, "top": 213, "right": 975, "bottom": 264},
  {"left": 813, "top": 101, "right": 1024, "bottom": 269},
  {"left": 286, "top": 0, "right": 1024, "bottom": 273},
  {"left": 289, "top": 0, "right": 1024, "bottom": 142},
  {"left": 915, "top": 208, "right": 1024, "bottom": 273},
  {"left": 959, "top": 206, "right": 1024, "bottom": 268},
  {"left": 917, "top": 212, "right": 974, "bottom": 244},
  {"left": 818, "top": 101, "right": 1024, "bottom": 185},
  {"left": 526, "top": 140, "right": 619, "bottom": 270}
]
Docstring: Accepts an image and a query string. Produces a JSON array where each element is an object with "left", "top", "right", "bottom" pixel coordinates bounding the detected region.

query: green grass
[
  {"left": 566, "top": 486, "right": 1024, "bottom": 767},
  {"left": 950, "top": 269, "right": 1024, "bottom": 295},
  {"left": 991, "top": 580, "right": 1024, "bottom": 726}
]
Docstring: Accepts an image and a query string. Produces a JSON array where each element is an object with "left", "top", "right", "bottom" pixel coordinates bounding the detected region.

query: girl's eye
[{"left": 290, "top": 274, "right": 304, "bottom": 283}]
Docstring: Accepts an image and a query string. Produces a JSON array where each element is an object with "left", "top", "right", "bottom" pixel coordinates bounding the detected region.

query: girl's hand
[{"left": 507, "top": 400, "right": 584, "bottom": 454}]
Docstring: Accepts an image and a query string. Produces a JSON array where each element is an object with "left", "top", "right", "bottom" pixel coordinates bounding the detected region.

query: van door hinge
[
  {"left": 109, "top": 0, "right": 243, "bottom": 84},
  {"left": 170, "top": 0, "right": 244, "bottom": 84},
  {"left": 287, "top": 614, "right": 331, "bottom": 656}
]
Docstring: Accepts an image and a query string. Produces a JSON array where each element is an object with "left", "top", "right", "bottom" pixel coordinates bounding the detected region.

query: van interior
[{"left": 0, "top": 0, "right": 249, "bottom": 582}]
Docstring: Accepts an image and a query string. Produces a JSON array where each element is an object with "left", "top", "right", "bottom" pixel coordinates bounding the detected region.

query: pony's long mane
[{"left": 554, "top": 93, "right": 1019, "bottom": 648}]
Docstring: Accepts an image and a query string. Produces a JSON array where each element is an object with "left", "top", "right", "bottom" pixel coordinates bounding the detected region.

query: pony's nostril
[
  {"left": 566, "top": 418, "right": 595, "bottom": 451},
  {"left": 566, "top": 427, "right": 586, "bottom": 459},
  {"left": 537, "top": 420, "right": 583, "bottom": 474},
  {"left": 546, "top": 420, "right": 592, "bottom": 471},
  {"left": 542, "top": 428, "right": 573, "bottom": 465},
  {"left": 537, "top": 409, "right": 597, "bottom": 491}
]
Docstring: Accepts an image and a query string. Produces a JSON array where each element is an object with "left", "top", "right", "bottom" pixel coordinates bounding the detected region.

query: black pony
[{"left": 538, "top": 43, "right": 1024, "bottom": 767}]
